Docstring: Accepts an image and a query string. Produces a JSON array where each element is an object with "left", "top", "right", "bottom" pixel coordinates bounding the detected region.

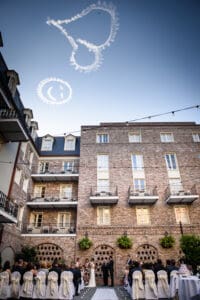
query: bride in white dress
[{"left": 88, "top": 258, "right": 96, "bottom": 287}]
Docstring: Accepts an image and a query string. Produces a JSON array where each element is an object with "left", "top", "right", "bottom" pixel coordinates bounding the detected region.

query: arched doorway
[
  {"left": 36, "top": 243, "right": 63, "bottom": 264},
  {"left": 136, "top": 244, "right": 158, "bottom": 263},
  {"left": 1, "top": 246, "right": 15, "bottom": 266},
  {"left": 93, "top": 244, "right": 115, "bottom": 285}
]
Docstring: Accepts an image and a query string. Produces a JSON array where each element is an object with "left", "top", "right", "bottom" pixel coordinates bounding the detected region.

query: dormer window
[
  {"left": 7, "top": 70, "right": 20, "bottom": 97},
  {"left": 41, "top": 135, "right": 54, "bottom": 151},
  {"left": 64, "top": 135, "right": 76, "bottom": 151}
]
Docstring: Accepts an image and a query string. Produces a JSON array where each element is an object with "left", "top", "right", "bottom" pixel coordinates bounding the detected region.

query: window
[
  {"left": 14, "top": 168, "right": 22, "bottom": 185},
  {"left": 165, "top": 153, "right": 178, "bottom": 170},
  {"left": 134, "top": 179, "right": 145, "bottom": 192},
  {"left": 41, "top": 136, "right": 53, "bottom": 151},
  {"left": 174, "top": 207, "right": 190, "bottom": 224},
  {"left": 132, "top": 154, "right": 144, "bottom": 170},
  {"left": 22, "top": 178, "right": 29, "bottom": 193},
  {"left": 58, "top": 212, "right": 70, "bottom": 228},
  {"left": 34, "top": 185, "right": 46, "bottom": 198},
  {"left": 39, "top": 162, "right": 49, "bottom": 173},
  {"left": 64, "top": 135, "right": 76, "bottom": 151},
  {"left": 169, "top": 178, "right": 183, "bottom": 194},
  {"left": 30, "top": 213, "right": 43, "bottom": 227},
  {"left": 129, "top": 133, "right": 141, "bottom": 143},
  {"left": 97, "top": 207, "right": 111, "bottom": 225},
  {"left": 192, "top": 133, "right": 200, "bottom": 142},
  {"left": 97, "top": 155, "right": 109, "bottom": 191},
  {"left": 96, "top": 133, "right": 109, "bottom": 143},
  {"left": 63, "top": 161, "right": 74, "bottom": 172},
  {"left": 29, "top": 151, "right": 34, "bottom": 169},
  {"left": 136, "top": 208, "right": 150, "bottom": 225},
  {"left": 60, "top": 185, "right": 72, "bottom": 199},
  {"left": 21, "top": 142, "right": 27, "bottom": 159},
  {"left": 160, "top": 132, "right": 174, "bottom": 143}
]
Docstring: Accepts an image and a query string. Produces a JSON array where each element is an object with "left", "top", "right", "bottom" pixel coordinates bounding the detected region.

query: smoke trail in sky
[
  {"left": 37, "top": 78, "right": 72, "bottom": 105},
  {"left": 47, "top": 2, "right": 119, "bottom": 72}
]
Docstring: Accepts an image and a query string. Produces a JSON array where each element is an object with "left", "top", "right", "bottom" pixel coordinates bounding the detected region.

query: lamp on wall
[
  {"left": 164, "top": 231, "right": 168, "bottom": 237},
  {"left": 85, "top": 231, "right": 88, "bottom": 238},
  {"left": 124, "top": 230, "right": 127, "bottom": 236}
]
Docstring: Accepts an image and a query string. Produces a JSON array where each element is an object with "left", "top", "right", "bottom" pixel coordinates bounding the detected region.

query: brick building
[{"left": 76, "top": 122, "right": 200, "bottom": 284}]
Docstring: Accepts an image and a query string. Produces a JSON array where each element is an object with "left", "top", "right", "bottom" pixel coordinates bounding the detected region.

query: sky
[{"left": 0, "top": 0, "right": 200, "bottom": 136}]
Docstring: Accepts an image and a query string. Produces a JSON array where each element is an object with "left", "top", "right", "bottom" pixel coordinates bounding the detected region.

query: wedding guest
[
  {"left": 83, "top": 258, "right": 90, "bottom": 285},
  {"left": 178, "top": 258, "right": 191, "bottom": 276},
  {"left": 88, "top": 258, "right": 96, "bottom": 287},
  {"left": 71, "top": 263, "right": 81, "bottom": 296},
  {"left": 108, "top": 256, "right": 114, "bottom": 286},
  {"left": 126, "top": 254, "right": 132, "bottom": 266}
]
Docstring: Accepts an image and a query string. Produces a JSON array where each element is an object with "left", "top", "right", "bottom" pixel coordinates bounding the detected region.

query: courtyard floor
[{"left": 73, "top": 286, "right": 132, "bottom": 300}]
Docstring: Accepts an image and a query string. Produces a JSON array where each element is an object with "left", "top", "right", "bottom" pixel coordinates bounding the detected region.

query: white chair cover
[
  {"left": 132, "top": 270, "right": 145, "bottom": 300},
  {"left": 157, "top": 270, "right": 170, "bottom": 299},
  {"left": 0, "top": 271, "right": 10, "bottom": 299},
  {"left": 33, "top": 270, "right": 46, "bottom": 299},
  {"left": 10, "top": 271, "right": 21, "bottom": 299},
  {"left": 59, "top": 271, "right": 74, "bottom": 300},
  {"left": 20, "top": 271, "right": 34, "bottom": 298},
  {"left": 169, "top": 270, "right": 179, "bottom": 298},
  {"left": 144, "top": 270, "right": 158, "bottom": 300},
  {"left": 46, "top": 271, "right": 59, "bottom": 299}
]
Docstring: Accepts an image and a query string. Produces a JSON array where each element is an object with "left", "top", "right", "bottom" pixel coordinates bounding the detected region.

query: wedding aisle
[{"left": 91, "top": 288, "right": 119, "bottom": 300}]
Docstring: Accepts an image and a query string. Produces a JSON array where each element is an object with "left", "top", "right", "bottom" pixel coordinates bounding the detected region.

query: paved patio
[{"left": 73, "top": 286, "right": 132, "bottom": 300}]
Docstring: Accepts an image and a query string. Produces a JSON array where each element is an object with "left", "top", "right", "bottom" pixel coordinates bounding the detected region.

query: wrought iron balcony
[
  {"left": 0, "top": 108, "right": 28, "bottom": 141},
  {"left": 27, "top": 193, "right": 78, "bottom": 208},
  {"left": 0, "top": 190, "right": 18, "bottom": 223},
  {"left": 164, "top": 184, "right": 199, "bottom": 204},
  {"left": 90, "top": 186, "right": 119, "bottom": 205},
  {"left": 31, "top": 164, "right": 79, "bottom": 182},
  {"left": 20, "top": 221, "right": 76, "bottom": 235},
  {"left": 128, "top": 186, "right": 159, "bottom": 205}
]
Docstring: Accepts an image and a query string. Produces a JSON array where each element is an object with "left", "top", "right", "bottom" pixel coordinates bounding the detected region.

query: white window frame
[
  {"left": 22, "top": 177, "right": 29, "bottom": 193},
  {"left": 29, "top": 151, "right": 34, "bottom": 169},
  {"left": 96, "top": 133, "right": 109, "bottom": 143},
  {"left": 41, "top": 136, "right": 53, "bottom": 151},
  {"left": 39, "top": 161, "right": 49, "bottom": 173},
  {"left": 132, "top": 154, "right": 144, "bottom": 170},
  {"left": 136, "top": 207, "right": 150, "bottom": 225},
  {"left": 192, "top": 133, "right": 200, "bottom": 142},
  {"left": 34, "top": 185, "right": 46, "bottom": 198},
  {"left": 160, "top": 132, "right": 174, "bottom": 143},
  {"left": 174, "top": 206, "right": 190, "bottom": 224},
  {"left": 169, "top": 178, "right": 183, "bottom": 194},
  {"left": 60, "top": 184, "right": 72, "bottom": 199},
  {"left": 129, "top": 132, "right": 142, "bottom": 143},
  {"left": 14, "top": 168, "right": 22, "bottom": 185},
  {"left": 134, "top": 179, "right": 146, "bottom": 192},
  {"left": 97, "top": 206, "right": 111, "bottom": 225},
  {"left": 30, "top": 212, "right": 43, "bottom": 228},
  {"left": 64, "top": 136, "right": 76, "bottom": 151},
  {"left": 165, "top": 153, "right": 178, "bottom": 170},
  {"left": 21, "top": 142, "right": 27, "bottom": 159},
  {"left": 57, "top": 212, "right": 71, "bottom": 228},
  {"left": 63, "top": 161, "right": 74, "bottom": 173}
]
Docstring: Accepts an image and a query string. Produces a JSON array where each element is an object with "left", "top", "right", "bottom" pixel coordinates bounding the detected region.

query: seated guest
[
  {"left": 178, "top": 258, "right": 191, "bottom": 276},
  {"left": 49, "top": 259, "right": 62, "bottom": 285}
]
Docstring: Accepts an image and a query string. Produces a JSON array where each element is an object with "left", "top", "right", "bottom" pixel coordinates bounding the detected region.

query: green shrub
[
  {"left": 78, "top": 237, "right": 93, "bottom": 250},
  {"left": 180, "top": 234, "right": 200, "bottom": 266},
  {"left": 160, "top": 235, "right": 175, "bottom": 248},
  {"left": 15, "top": 245, "right": 37, "bottom": 262},
  {"left": 117, "top": 235, "right": 133, "bottom": 249}
]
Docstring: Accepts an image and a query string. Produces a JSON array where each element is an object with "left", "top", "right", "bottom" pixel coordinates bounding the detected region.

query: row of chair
[
  {"left": 127, "top": 269, "right": 178, "bottom": 300},
  {"left": 0, "top": 270, "right": 78, "bottom": 299}
]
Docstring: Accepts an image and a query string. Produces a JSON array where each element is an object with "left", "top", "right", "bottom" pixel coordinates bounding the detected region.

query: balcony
[
  {"left": 90, "top": 186, "right": 119, "bottom": 205},
  {"left": 27, "top": 194, "right": 78, "bottom": 208},
  {"left": 31, "top": 166, "right": 79, "bottom": 182},
  {"left": 0, "top": 108, "right": 28, "bottom": 142},
  {"left": 20, "top": 222, "right": 76, "bottom": 236},
  {"left": 164, "top": 184, "right": 199, "bottom": 204},
  {"left": 128, "top": 186, "right": 159, "bottom": 205},
  {"left": 0, "top": 190, "right": 18, "bottom": 223}
]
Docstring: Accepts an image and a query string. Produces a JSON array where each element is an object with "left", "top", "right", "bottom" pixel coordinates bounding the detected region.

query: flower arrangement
[
  {"left": 78, "top": 237, "right": 93, "bottom": 250},
  {"left": 117, "top": 235, "right": 133, "bottom": 249},
  {"left": 160, "top": 235, "right": 175, "bottom": 248}
]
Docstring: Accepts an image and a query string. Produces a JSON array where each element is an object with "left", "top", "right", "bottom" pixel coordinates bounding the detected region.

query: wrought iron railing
[
  {"left": 0, "top": 190, "right": 18, "bottom": 218},
  {"left": 27, "top": 193, "right": 78, "bottom": 202},
  {"left": 20, "top": 222, "right": 76, "bottom": 234},
  {"left": 128, "top": 185, "right": 158, "bottom": 196},
  {"left": 164, "top": 184, "right": 198, "bottom": 198},
  {"left": 90, "top": 186, "right": 118, "bottom": 197}
]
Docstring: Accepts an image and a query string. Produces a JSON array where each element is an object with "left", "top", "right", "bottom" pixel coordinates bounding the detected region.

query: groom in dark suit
[
  {"left": 108, "top": 256, "right": 114, "bottom": 286},
  {"left": 101, "top": 258, "right": 109, "bottom": 286}
]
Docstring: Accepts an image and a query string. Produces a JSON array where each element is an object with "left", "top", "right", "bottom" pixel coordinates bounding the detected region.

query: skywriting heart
[{"left": 46, "top": 1, "right": 119, "bottom": 72}]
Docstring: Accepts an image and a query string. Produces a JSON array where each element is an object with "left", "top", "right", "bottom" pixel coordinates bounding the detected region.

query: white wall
[{"left": 0, "top": 142, "right": 19, "bottom": 195}]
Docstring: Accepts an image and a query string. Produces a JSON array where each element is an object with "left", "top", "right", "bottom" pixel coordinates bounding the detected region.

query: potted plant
[
  {"left": 160, "top": 235, "right": 175, "bottom": 248},
  {"left": 78, "top": 237, "right": 93, "bottom": 250},
  {"left": 117, "top": 235, "right": 133, "bottom": 249}
]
